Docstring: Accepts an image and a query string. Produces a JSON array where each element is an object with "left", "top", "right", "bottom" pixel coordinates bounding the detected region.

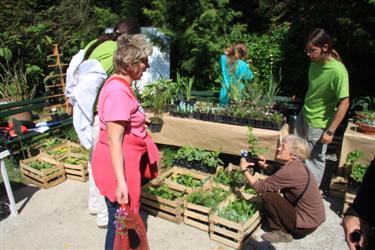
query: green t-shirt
[
  {"left": 303, "top": 58, "right": 349, "bottom": 128},
  {"left": 84, "top": 39, "right": 117, "bottom": 75}
]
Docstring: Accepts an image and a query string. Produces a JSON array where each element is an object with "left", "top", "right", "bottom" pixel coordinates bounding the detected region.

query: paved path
[{"left": 1, "top": 180, "right": 348, "bottom": 250}]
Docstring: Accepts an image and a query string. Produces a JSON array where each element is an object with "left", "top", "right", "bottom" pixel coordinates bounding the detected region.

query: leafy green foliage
[
  {"left": 218, "top": 198, "right": 258, "bottom": 223},
  {"left": 171, "top": 174, "right": 205, "bottom": 188},
  {"left": 29, "top": 161, "right": 53, "bottom": 170},
  {"left": 144, "top": 184, "right": 184, "bottom": 201},
  {"left": 187, "top": 187, "right": 230, "bottom": 208},
  {"left": 345, "top": 150, "right": 368, "bottom": 183},
  {"left": 247, "top": 126, "right": 267, "bottom": 156}
]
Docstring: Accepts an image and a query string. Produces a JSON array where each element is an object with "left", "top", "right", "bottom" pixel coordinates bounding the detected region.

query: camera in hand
[
  {"left": 350, "top": 229, "right": 362, "bottom": 243},
  {"left": 240, "top": 150, "right": 259, "bottom": 163}
]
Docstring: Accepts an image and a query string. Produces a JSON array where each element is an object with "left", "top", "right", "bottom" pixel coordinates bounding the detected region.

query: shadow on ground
[{"left": 0, "top": 181, "right": 40, "bottom": 219}]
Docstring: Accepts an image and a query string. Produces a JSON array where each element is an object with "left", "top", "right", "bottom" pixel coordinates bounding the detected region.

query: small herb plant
[
  {"left": 187, "top": 187, "right": 230, "bottom": 208},
  {"left": 144, "top": 184, "right": 184, "bottom": 201},
  {"left": 218, "top": 198, "right": 259, "bottom": 223},
  {"left": 29, "top": 161, "right": 53, "bottom": 170},
  {"left": 171, "top": 174, "right": 206, "bottom": 188},
  {"left": 345, "top": 150, "right": 368, "bottom": 183}
]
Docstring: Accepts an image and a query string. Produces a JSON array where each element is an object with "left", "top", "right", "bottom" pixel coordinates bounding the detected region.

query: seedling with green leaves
[{"left": 345, "top": 150, "right": 368, "bottom": 183}]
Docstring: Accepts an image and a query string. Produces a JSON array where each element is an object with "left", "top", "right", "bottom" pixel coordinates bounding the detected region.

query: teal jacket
[{"left": 219, "top": 54, "right": 253, "bottom": 105}]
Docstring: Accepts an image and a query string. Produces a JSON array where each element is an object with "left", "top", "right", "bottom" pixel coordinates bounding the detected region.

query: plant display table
[
  {"left": 148, "top": 114, "right": 289, "bottom": 160},
  {"left": 338, "top": 122, "right": 375, "bottom": 175}
]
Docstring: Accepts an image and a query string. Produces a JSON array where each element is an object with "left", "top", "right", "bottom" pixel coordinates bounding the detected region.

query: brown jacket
[{"left": 253, "top": 160, "right": 325, "bottom": 228}]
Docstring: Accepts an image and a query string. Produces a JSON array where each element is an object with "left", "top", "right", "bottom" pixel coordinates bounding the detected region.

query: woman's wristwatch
[
  {"left": 325, "top": 129, "right": 334, "bottom": 136},
  {"left": 242, "top": 168, "right": 250, "bottom": 174}
]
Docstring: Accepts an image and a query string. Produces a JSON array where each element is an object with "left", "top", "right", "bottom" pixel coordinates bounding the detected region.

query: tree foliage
[{"left": 0, "top": 0, "right": 374, "bottom": 98}]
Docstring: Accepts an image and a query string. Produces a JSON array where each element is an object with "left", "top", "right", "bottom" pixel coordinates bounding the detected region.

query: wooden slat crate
[
  {"left": 183, "top": 180, "right": 231, "bottom": 232},
  {"left": 20, "top": 154, "right": 66, "bottom": 189},
  {"left": 329, "top": 176, "right": 348, "bottom": 198},
  {"left": 342, "top": 184, "right": 359, "bottom": 215},
  {"left": 141, "top": 181, "right": 188, "bottom": 224},
  {"left": 58, "top": 152, "right": 88, "bottom": 182},
  {"left": 236, "top": 173, "right": 266, "bottom": 202},
  {"left": 27, "top": 138, "right": 67, "bottom": 157},
  {"left": 209, "top": 195, "right": 261, "bottom": 249},
  {"left": 343, "top": 192, "right": 356, "bottom": 215},
  {"left": 162, "top": 166, "right": 212, "bottom": 193},
  {"left": 41, "top": 140, "right": 87, "bottom": 159}
]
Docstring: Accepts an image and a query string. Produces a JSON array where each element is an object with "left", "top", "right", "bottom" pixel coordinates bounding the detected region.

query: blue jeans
[
  {"left": 105, "top": 198, "right": 118, "bottom": 250},
  {"left": 294, "top": 111, "right": 327, "bottom": 186}
]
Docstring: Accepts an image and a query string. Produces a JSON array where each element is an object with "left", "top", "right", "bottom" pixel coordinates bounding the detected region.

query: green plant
[
  {"left": 177, "top": 72, "right": 194, "bottom": 101},
  {"left": 0, "top": 60, "right": 37, "bottom": 102},
  {"left": 142, "top": 76, "right": 172, "bottom": 121},
  {"left": 160, "top": 148, "right": 176, "bottom": 169},
  {"left": 264, "top": 68, "right": 281, "bottom": 105},
  {"left": 345, "top": 150, "right": 368, "bottom": 183},
  {"left": 171, "top": 174, "right": 204, "bottom": 188},
  {"left": 187, "top": 187, "right": 230, "bottom": 208},
  {"left": 144, "top": 184, "right": 184, "bottom": 201},
  {"left": 203, "top": 151, "right": 223, "bottom": 169},
  {"left": 247, "top": 126, "right": 267, "bottom": 156},
  {"left": 61, "top": 127, "right": 79, "bottom": 142},
  {"left": 218, "top": 198, "right": 258, "bottom": 223}
]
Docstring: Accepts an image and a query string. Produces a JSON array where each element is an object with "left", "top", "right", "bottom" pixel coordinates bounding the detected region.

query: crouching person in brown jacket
[{"left": 240, "top": 135, "right": 325, "bottom": 243}]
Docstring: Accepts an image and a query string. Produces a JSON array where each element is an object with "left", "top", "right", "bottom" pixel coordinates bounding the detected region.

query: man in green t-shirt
[{"left": 295, "top": 28, "right": 350, "bottom": 187}]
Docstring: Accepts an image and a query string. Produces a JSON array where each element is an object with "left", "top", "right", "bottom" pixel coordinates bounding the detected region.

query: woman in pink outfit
[{"left": 92, "top": 34, "right": 159, "bottom": 250}]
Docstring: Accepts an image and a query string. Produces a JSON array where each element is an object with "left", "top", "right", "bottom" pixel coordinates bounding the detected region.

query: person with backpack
[{"left": 65, "top": 18, "right": 141, "bottom": 228}]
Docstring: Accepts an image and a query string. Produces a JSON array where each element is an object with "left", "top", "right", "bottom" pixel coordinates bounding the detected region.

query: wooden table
[
  {"left": 148, "top": 114, "right": 289, "bottom": 160},
  {"left": 338, "top": 122, "right": 375, "bottom": 175}
]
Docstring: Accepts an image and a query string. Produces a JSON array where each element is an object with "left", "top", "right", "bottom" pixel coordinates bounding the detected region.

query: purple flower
[{"left": 114, "top": 206, "right": 128, "bottom": 235}]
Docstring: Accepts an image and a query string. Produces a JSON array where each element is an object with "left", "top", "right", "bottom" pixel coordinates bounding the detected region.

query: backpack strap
[{"left": 292, "top": 164, "right": 311, "bottom": 206}]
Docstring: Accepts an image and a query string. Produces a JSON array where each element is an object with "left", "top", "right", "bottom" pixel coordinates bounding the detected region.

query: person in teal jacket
[{"left": 219, "top": 42, "right": 254, "bottom": 105}]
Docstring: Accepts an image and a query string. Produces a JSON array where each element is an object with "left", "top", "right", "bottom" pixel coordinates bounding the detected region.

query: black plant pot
[
  {"left": 192, "top": 160, "right": 201, "bottom": 170},
  {"left": 207, "top": 167, "right": 216, "bottom": 174},
  {"left": 186, "top": 161, "right": 193, "bottom": 169},
  {"left": 149, "top": 118, "right": 164, "bottom": 133},
  {"left": 192, "top": 112, "right": 201, "bottom": 120},
  {"left": 200, "top": 113, "right": 208, "bottom": 121}
]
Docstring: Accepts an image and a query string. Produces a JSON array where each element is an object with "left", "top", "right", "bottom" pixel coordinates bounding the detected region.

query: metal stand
[{"left": 0, "top": 149, "right": 18, "bottom": 216}]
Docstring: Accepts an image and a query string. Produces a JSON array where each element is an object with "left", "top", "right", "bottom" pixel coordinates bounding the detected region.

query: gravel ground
[{"left": 1, "top": 178, "right": 348, "bottom": 250}]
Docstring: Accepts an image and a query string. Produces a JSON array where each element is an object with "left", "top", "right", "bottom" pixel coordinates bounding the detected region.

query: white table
[{"left": 1, "top": 149, "right": 19, "bottom": 216}]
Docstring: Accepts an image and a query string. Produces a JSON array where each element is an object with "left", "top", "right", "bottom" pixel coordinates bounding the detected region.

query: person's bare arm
[
  {"left": 107, "top": 121, "right": 128, "bottom": 204},
  {"left": 322, "top": 97, "right": 349, "bottom": 144}
]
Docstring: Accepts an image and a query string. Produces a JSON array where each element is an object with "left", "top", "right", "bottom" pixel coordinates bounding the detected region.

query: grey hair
[
  {"left": 113, "top": 34, "right": 153, "bottom": 74},
  {"left": 282, "top": 135, "right": 310, "bottom": 160}
]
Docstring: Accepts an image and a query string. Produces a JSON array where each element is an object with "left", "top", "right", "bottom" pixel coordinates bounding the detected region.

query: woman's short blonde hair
[
  {"left": 283, "top": 135, "right": 310, "bottom": 160},
  {"left": 113, "top": 34, "right": 153, "bottom": 74}
]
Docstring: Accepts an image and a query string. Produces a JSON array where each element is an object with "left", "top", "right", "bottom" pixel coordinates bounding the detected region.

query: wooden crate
[
  {"left": 342, "top": 184, "right": 359, "bottom": 215},
  {"left": 235, "top": 172, "right": 265, "bottom": 202},
  {"left": 162, "top": 166, "right": 212, "bottom": 193},
  {"left": 209, "top": 195, "right": 261, "bottom": 249},
  {"left": 343, "top": 192, "right": 356, "bottom": 215},
  {"left": 141, "top": 181, "right": 187, "bottom": 224},
  {"left": 41, "top": 140, "right": 87, "bottom": 159},
  {"left": 329, "top": 176, "right": 348, "bottom": 198},
  {"left": 183, "top": 180, "right": 231, "bottom": 232},
  {"left": 58, "top": 152, "right": 88, "bottom": 182},
  {"left": 20, "top": 154, "right": 66, "bottom": 189},
  {"left": 27, "top": 138, "right": 67, "bottom": 157}
]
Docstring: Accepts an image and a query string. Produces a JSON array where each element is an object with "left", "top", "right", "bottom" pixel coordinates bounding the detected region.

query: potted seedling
[
  {"left": 345, "top": 150, "right": 368, "bottom": 189},
  {"left": 142, "top": 77, "right": 172, "bottom": 133}
]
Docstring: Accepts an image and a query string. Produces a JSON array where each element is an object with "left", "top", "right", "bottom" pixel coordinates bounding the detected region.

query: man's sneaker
[
  {"left": 261, "top": 230, "right": 293, "bottom": 243},
  {"left": 97, "top": 224, "right": 108, "bottom": 229}
]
